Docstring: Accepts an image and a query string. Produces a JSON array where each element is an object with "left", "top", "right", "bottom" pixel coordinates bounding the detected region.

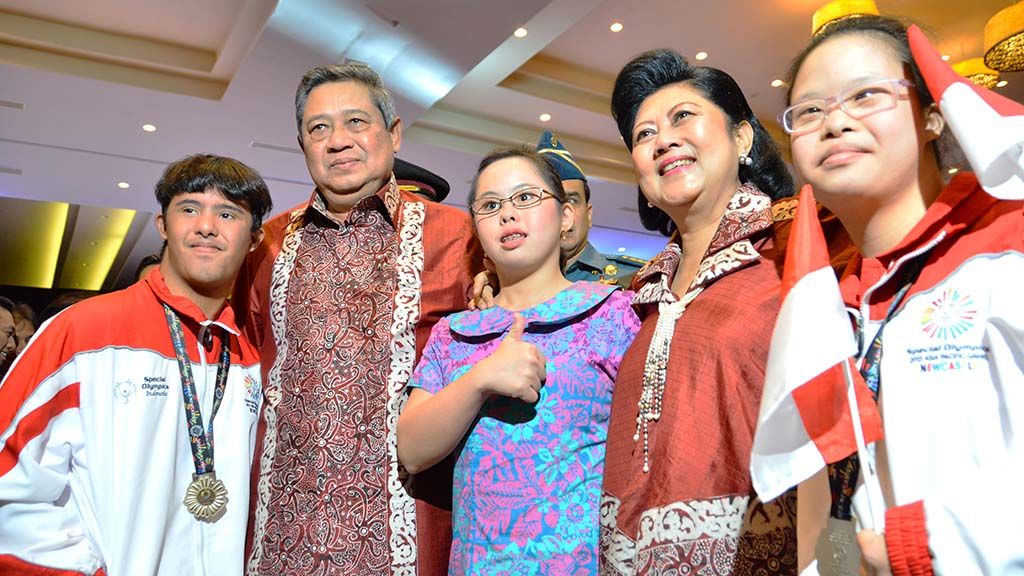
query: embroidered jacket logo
[
  {"left": 244, "top": 374, "right": 262, "bottom": 415},
  {"left": 907, "top": 287, "right": 988, "bottom": 373},
  {"left": 114, "top": 380, "right": 136, "bottom": 404},
  {"left": 142, "top": 376, "right": 169, "bottom": 397},
  {"left": 920, "top": 288, "right": 977, "bottom": 340}
]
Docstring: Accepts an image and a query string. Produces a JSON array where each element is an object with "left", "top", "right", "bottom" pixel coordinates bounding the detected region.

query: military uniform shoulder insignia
[
  {"left": 600, "top": 254, "right": 646, "bottom": 287},
  {"left": 612, "top": 254, "right": 646, "bottom": 266}
]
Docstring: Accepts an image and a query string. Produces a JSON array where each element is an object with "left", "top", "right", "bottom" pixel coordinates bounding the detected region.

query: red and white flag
[
  {"left": 908, "top": 24, "right": 1024, "bottom": 200},
  {"left": 751, "top": 185, "right": 883, "bottom": 502}
]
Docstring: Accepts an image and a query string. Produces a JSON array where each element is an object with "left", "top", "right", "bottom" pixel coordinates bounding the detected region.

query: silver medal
[
  {"left": 183, "top": 472, "right": 229, "bottom": 522},
  {"left": 815, "top": 516, "right": 861, "bottom": 576}
]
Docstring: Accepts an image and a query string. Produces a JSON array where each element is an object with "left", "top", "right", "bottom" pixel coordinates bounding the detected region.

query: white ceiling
[
  {"left": 1, "top": 0, "right": 1021, "bottom": 290},
  {"left": 3, "top": 0, "right": 249, "bottom": 49}
]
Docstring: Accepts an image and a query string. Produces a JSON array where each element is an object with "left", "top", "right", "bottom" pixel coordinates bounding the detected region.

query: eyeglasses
[
  {"left": 779, "top": 78, "right": 916, "bottom": 135},
  {"left": 470, "top": 186, "right": 556, "bottom": 216}
]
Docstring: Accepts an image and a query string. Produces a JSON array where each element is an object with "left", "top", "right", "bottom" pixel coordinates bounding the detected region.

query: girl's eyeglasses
[
  {"left": 470, "top": 187, "right": 557, "bottom": 216},
  {"left": 779, "top": 78, "right": 916, "bottom": 135}
]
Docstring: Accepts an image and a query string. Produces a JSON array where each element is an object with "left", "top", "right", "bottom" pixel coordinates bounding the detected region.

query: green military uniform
[
  {"left": 536, "top": 130, "right": 646, "bottom": 287},
  {"left": 564, "top": 242, "right": 645, "bottom": 288}
]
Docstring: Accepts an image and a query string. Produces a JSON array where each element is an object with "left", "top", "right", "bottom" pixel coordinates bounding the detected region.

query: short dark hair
[
  {"left": 468, "top": 146, "right": 568, "bottom": 210},
  {"left": 557, "top": 178, "right": 591, "bottom": 203},
  {"left": 12, "top": 302, "right": 37, "bottom": 329},
  {"left": 580, "top": 180, "right": 592, "bottom": 204},
  {"left": 295, "top": 63, "right": 398, "bottom": 134},
  {"left": 134, "top": 252, "right": 163, "bottom": 282},
  {"left": 40, "top": 292, "right": 94, "bottom": 324},
  {"left": 0, "top": 296, "right": 13, "bottom": 315},
  {"left": 154, "top": 154, "right": 273, "bottom": 232},
  {"left": 612, "top": 49, "right": 794, "bottom": 236}
]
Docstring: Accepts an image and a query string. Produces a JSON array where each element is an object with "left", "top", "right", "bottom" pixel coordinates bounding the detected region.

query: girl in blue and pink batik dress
[{"left": 397, "top": 146, "right": 641, "bottom": 575}]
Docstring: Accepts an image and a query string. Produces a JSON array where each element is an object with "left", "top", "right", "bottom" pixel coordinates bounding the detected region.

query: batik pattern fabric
[
  {"left": 410, "top": 282, "right": 641, "bottom": 575},
  {"left": 600, "top": 184, "right": 799, "bottom": 576},
  {"left": 243, "top": 178, "right": 480, "bottom": 576}
]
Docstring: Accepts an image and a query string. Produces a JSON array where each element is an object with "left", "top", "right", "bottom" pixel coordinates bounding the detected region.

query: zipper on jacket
[{"left": 857, "top": 231, "right": 946, "bottom": 356}]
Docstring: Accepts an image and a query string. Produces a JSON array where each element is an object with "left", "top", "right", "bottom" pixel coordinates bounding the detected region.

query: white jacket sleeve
[{"left": 0, "top": 325, "right": 104, "bottom": 575}]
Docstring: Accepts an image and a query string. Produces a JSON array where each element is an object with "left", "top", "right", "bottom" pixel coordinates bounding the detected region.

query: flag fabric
[
  {"left": 908, "top": 24, "right": 1024, "bottom": 200},
  {"left": 751, "top": 185, "right": 883, "bottom": 502}
]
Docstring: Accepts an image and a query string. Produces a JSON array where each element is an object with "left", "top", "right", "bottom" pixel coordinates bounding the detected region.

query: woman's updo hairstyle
[{"left": 612, "top": 49, "right": 794, "bottom": 236}]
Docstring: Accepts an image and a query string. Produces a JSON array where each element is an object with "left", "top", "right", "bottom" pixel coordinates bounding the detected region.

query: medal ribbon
[
  {"left": 163, "top": 304, "right": 230, "bottom": 475},
  {"left": 826, "top": 256, "right": 926, "bottom": 520}
]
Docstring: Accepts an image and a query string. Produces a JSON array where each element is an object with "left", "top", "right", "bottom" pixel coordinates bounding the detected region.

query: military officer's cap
[
  {"left": 394, "top": 157, "right": 450, "bottom": 202},
  {"left": 536, "top": 131, "right": 586, "bottom": 183}
]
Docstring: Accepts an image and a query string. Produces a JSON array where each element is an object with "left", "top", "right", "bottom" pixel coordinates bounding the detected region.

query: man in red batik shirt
[{"left": 236, "top": 63, "right": 482, "bottom": 576}]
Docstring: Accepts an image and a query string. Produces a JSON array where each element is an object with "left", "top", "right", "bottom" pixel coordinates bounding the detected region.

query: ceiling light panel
[
  {"left": 0, "top": 197, "right": 69, "bottom": 288},
  {"left": 58, "top": 205, "right": 136, "bottom": 290}
]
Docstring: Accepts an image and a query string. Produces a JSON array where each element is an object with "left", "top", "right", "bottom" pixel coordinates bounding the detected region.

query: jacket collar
[
  {"left": 838, "top": 173, "right": 995, "bottom": 306},
  {"left": 295, "top": 175, "right": 402, "bottom": 229},
  {"left": 839, "top": 174, "right": 991, "bottom": 291},
  {"left": 874, "top": 173, "right": 990, "bottom": 263},
  {"left": 571, "top": 242, "right": 612, "bottom": 272},
  {"left": 144, "top": 267, "right": 241, "bottom": 336}
]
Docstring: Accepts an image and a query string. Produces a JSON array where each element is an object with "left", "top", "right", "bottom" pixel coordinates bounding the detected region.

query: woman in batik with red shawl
[{"left": 599, "top": 49, "right": 799, "bottom": 575}]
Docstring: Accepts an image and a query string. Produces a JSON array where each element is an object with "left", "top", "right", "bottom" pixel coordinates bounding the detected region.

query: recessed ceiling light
[
  {"left": 117, "top": 181, "right": 130, "bottom": 189},
  {"left": 81, "top": 262, "right": 88, "bottom": 267},
  {"left": 997, "top": 80, "right": 1009, "bottom": 88},
  {"left": 695, "top": 51, "right": 708, "bottom": 61},
  {"left": 539, "top": 113, "right": 552, "bottom": 122},
  {"left": 513, "top": 27, "right": 528, "bottom": 38},
  {"left": 610, "top": 22, "right": 624, "bottom": 32},
  {"left": 941, "top": 54, "right": 951, "bottom": 62},
  {"left": 142, "top": 124, "right": 157, "bottom": 132},
  {"left": 948, "top": 167, "right": 959, "bottom": 174},
  {"left": 771, "top": 79, "right": 784, "bottom": 88},
  {"left": 617, "top": 247, "right": 627, "bottom": 253}
]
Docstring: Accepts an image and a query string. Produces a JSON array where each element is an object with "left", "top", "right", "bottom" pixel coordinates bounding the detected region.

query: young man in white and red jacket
[{"left": 0, "top": 154, "right": 272, "bottom": 575}]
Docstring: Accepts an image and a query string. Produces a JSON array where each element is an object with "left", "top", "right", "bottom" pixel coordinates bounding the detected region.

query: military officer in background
[
  {"left": 536, "top": 131, "right": 644, "bottom": 287},
  {"left": 395, "top": 156, "right": 450, "bottom": 202}
]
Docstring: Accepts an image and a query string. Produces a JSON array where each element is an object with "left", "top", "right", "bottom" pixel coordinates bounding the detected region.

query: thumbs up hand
[{"left": 474, "top": 313, "right": 547, "bottom": 403}]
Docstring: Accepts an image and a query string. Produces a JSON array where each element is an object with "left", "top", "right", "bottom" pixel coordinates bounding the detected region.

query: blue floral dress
[{"left": 409, "top": 282, "right": 641, "bottom": 574}]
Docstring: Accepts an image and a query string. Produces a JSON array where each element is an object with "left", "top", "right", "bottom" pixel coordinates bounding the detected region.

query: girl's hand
[
  {"left": 475, "top": 313, "right": 546, "bottom": 402},
  {"left": 467, "top": 256, "right": 498, "bottom": 310},
  {"left": 857, "top": 529, "right": 891, "bottom": 576}
]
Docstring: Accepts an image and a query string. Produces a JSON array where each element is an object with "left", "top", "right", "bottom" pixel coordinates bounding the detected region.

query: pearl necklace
[{"left": 634, "top": 287, "right": 702, "bottom": 473}]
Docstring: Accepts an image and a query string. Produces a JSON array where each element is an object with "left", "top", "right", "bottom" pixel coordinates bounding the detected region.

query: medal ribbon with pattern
[
  {"left": 826, "top": 254, "right": 927, "bottom": 520},
  {"left": 816, "top": 255, "right": 928, "bottom": 576},
  {"left": 163, "top": 303, "right": 231, "bottom": 521}
]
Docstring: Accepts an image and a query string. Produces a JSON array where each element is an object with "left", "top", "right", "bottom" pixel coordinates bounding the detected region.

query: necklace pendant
[
  {"left": 815, "top": 516, "right": 861, "bottom": 576},
  {"left": 184, "top": 472, "right": 229, "bottom": 522}
]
